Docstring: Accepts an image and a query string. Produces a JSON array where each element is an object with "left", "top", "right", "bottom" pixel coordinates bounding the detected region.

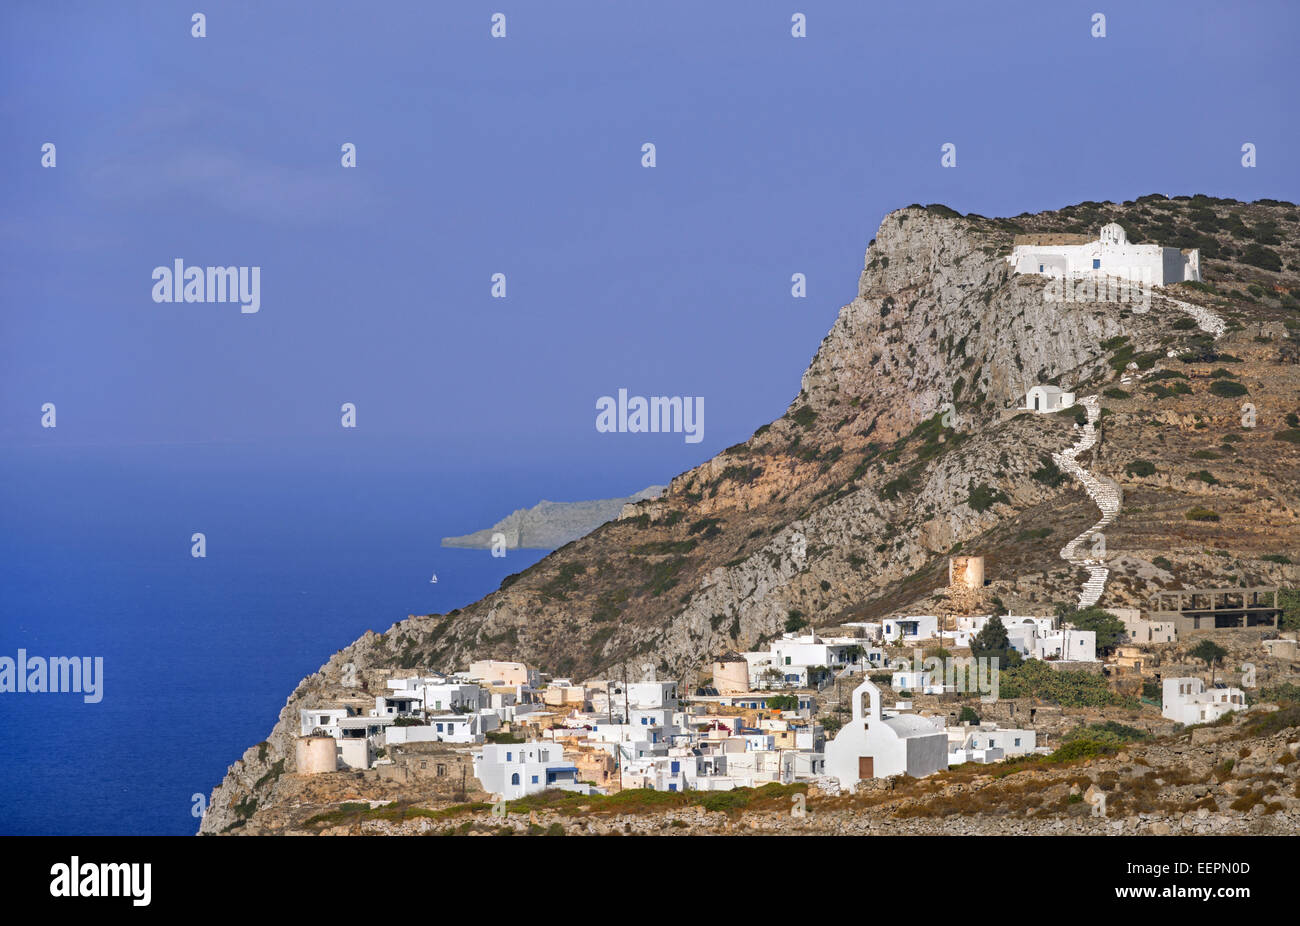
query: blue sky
[{"left": 2, "top": 0, "right": 1297, "bottom": 499}]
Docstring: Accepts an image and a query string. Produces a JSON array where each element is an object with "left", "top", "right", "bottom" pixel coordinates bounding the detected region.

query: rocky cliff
[{"left": 200, "top": 195, "right": 1300, "bottom": 834}]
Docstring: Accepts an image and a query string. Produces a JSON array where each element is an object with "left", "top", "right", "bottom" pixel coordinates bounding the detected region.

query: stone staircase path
[{"left": 1051, "top": 395, "right": 1122, "bottom": 608}]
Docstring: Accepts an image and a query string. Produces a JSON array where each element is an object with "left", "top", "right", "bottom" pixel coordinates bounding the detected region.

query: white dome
[{"left": 1099, "top": 222, "right": 1127, "bottom": 245}]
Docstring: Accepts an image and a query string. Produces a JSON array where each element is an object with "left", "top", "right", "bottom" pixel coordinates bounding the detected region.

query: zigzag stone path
[
  {"left": 1052, "top": 395, "right": 1122, "bottom": 608},
  {"left": 1053, "top": 291, "right": 1224, "bottom": 606}
]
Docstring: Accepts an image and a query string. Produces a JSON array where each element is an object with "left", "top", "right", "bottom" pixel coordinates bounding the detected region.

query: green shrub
[
  {"left": 967, "top": 482, "right": 1009, "bottom": 513},
  {"left": 1052, "top": 738, "right": 1117, "bottom": 762},
  {"left": 1259, "top": 682, "right": 1300, "bottom": 704},
  {"left": 999, "top": 659, "right": 1136, "bottom": 708},
  {"left": 1031, "top": 455, "right": 1066, "bottom": 487},
  {"left": 791, "top": 405, "right": 818, "bottom": 429},
  {"left": 1146, "top": 381, "right": 1192, "bottom": 399},
  {"left": 879, "top": 473, "right": 914, "bottom": 501},
  {"left": 1058, "top": 607, "right": 1128, "bottom": 655},
  {"left": 1017, "top": 527, "right": 1053, "bottom": 541},
  {"left": 1060, "top": 722, "right": 1149, "bottom": 758},
  {"left": 1240, "top": 243, "right": 1282, "bottom": 271},
  {"left": 1185, "top": 507, "right": 1221, "bottom": 522},
  {"left": 1209, "top": 380, "right": 1248, "bottom": 398},
  {"left": 688, "top": 517, "right": 723, "bottom": 535}
]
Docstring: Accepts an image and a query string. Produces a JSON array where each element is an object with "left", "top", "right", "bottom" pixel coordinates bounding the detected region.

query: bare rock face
[{"left": 201, "top": 196, "right": 1300, "bottom": 834}]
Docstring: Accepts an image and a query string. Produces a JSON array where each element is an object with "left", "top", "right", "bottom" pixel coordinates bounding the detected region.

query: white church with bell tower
[{"left": 1008, "top": 222, "right": 1200, "bottom": 287}]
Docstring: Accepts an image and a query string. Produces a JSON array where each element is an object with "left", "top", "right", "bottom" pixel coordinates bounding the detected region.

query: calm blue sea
[{"left": 0, "top": 442, "right": 587, "bottom": 835}]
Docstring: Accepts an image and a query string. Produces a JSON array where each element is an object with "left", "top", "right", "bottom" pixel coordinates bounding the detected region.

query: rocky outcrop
[{"left": 441, "top": 486, "right": 665, "bottom": 550}]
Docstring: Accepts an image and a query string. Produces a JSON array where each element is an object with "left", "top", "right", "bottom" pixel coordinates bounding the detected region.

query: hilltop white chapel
[{"left": 1008, "top": 222, "right": 1200, "bottom": 286}]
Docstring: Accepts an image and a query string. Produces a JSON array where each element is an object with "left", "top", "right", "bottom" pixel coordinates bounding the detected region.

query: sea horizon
[{"left": 0, "top": 441, "right": 664, "bottom": 835}]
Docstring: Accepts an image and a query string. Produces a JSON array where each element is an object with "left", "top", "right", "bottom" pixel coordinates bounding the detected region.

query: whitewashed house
[
  {"left": 419, "top": 682, "right": 486, "bottom": 713},
  {"left": 1008, "top": 222, "right": 1200, "bottom": 286},
  {"left": 370, "top": 693, "right": 422, "bottom": 718},
  {"left": 299, "top": 708, "right": 354, "bottom": 738},
  {"left": 587, "top": 714, "right": 679, "bottom": 763},
  {"left": 336, "top": 716, "right": 395, "bottom": 770},
  {"left": 951, "top": 614, "right": 1053, "bottom": 650},
  {"left": 484, "top": 689, "right": 541, "bottom": 724},
  {"left": 473, "top": 742, "right": 590, "bottom": 799},
  {"left": 630, "top": 706, "right": 675, "bottom": 730},
  {"left": 383, "top": 711, "right": 497, "bottom": 746},
  {"left": 1162, "top": 677, "right": 1247, "bottom": 725},
  {"left": 948, "top": 724, "right": 1038, "bottom": 764},
  {"left": 882, "top": 615, "right": 939, "bottom": 644},
  {"left": 949, "top": 740, "right": 1004, "bottom": 765},
  {"left": 824, "top": 679, "right": 948, "bottom": 789},
  {"left": 767, "top": 633, "right": 861, "bottom": 674},
  {"left": 1032, "top": 628, "right": 1097, "bottom": 662},
  {"left": 957, "top": 615, "right": 1095, "bottom": 662},
  {"left": 784, "top": 750, "right": 827, "bottom": 780},
  {"left": 627, "top": 681, "right": 679, "bottom": 710},
  {"left": 1115, "top": 610, "right": 1177, "bottom": 644}
]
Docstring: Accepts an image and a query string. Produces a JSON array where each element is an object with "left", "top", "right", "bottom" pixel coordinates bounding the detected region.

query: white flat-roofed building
[
  {"left": 626, "top": 681, "right": 679, "bottom": 710},
  {"left": 299, "top": 707, "right": 354, "bottom": 738},
  {"left": 473, "top": 742, "right": 590, "bottom": 799},
  {"left": 882, "top": 615, "right": 939, "bottom": 643},
  {"left": 370, "top": 693, "right": 422, "bottom": 717},
  {"left": 1162, "top": 677, "right": 1247, "bottom": 725},
  {"left": 947, "top": 724, "right": 1037, "bottom": 764},
  {"left": 1032, "top": 628, "right": 1097, "bottom": 662},
  {"left": 383, "top": 712, "right": 495, "bottom": 745}
]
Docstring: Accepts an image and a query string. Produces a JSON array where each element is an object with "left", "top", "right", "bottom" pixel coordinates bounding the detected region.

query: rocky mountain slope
[
  {"left": 200, "top": 194, "right": 1300, "bottom": 834},
  {"left": 441, "top": 486, "right": 665, "bottom": 550}
]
